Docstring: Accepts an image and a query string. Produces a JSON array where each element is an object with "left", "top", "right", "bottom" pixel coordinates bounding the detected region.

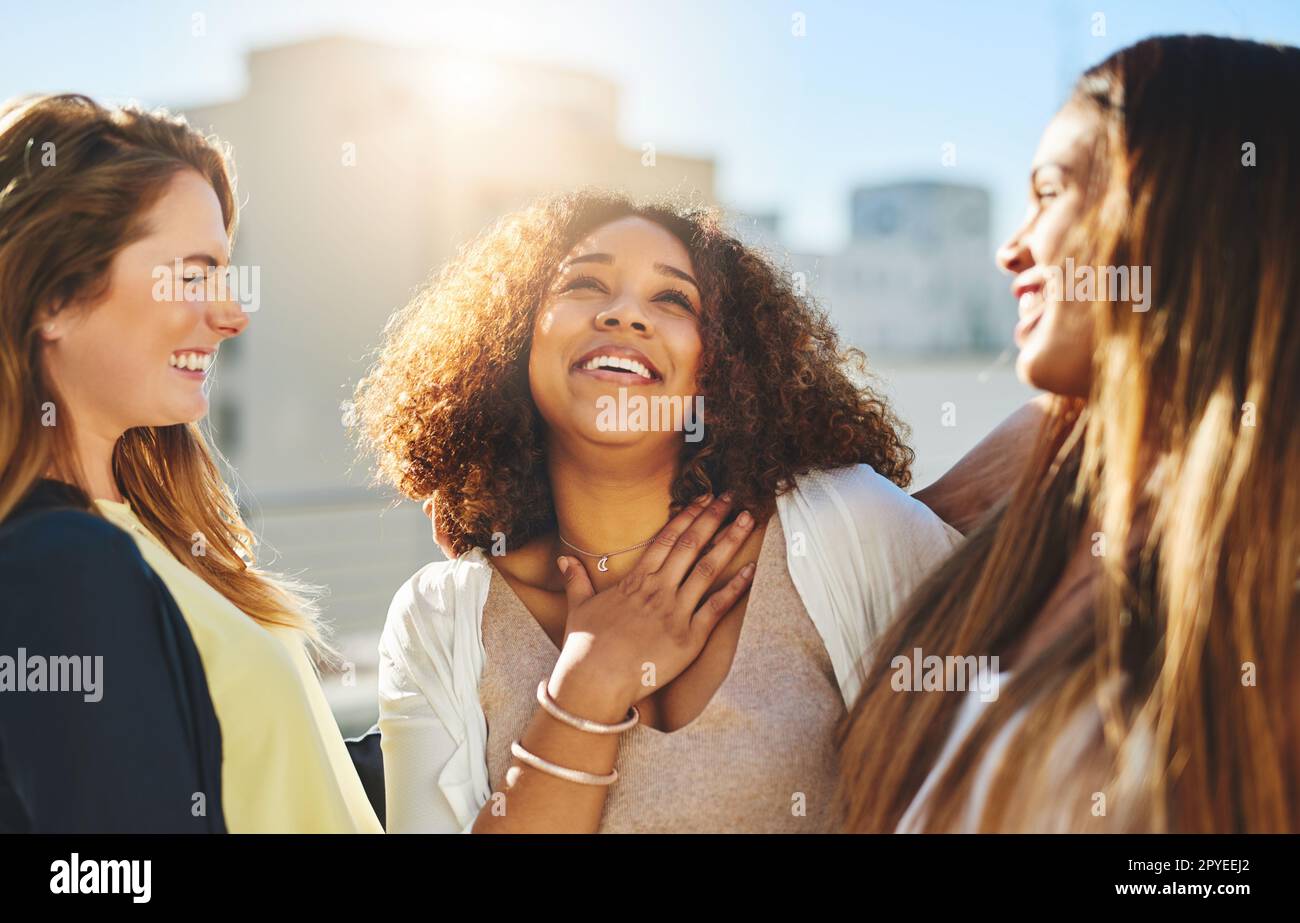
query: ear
[{"left": 34, "top": 300, "right": 67, "bottom": 342}]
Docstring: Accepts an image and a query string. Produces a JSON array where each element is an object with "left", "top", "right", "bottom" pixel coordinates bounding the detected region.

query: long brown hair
[
  {"left": 838, "top": 36, "right": 1300, "bottom": 832},
  {"left": 0, "top": 94, "right": 321, "bottom": 642},
  {"left": 354, "top": 189, "right": 912, "bottom": 553}
]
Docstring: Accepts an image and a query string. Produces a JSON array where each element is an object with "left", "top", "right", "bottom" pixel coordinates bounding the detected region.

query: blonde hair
[
  {"left": 0, "top": 93, "right": 323, "bottom": 645},
  {"left": 837, "top": 36, "right": 1300, "bottom": 833}
]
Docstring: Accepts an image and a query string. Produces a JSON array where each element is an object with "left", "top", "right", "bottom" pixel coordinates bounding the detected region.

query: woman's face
[
  {"left": 997, "top": 102, "right": 1101, "bottom": 398},
  {"left": 528, "top": 215, "right": 703, "bottom": 456},
  {"left": 41, "top": 169, "right": 247, "bottom": 437}
]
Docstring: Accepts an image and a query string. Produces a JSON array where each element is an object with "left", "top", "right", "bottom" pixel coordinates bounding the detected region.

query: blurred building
[
  {"left": 727, "top": 209, "right": 785, "bottom": 257},
  {"left": 178, "top": 36, "right": 716, "bottom": 731},
  {"left": 792, "top": 181, "right": 1007, "bottom": 356}
]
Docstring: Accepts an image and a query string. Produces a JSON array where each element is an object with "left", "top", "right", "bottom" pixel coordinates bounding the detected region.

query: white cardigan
[{"left": 376, "top": 464, "right": 963, "bottom": 833}]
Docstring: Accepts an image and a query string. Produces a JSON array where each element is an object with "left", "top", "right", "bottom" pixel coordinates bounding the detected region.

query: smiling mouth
[
  {"left": 169, "top": 350, "right": 214, "bottom": 374},
  {"left": 1014, "top": 290, "right": 1045, "bottom": 346},
  {"left": 571, "top": 353, "right": 662, "bottom": 384}
]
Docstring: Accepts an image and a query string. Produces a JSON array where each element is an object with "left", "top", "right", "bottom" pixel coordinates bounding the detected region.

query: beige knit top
[{"left": 477, "top": 516, "right": 847, "bottom": 833}]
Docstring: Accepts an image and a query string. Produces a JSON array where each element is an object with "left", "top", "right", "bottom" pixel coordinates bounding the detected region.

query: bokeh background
[{"left": 5, "top": 0, "right": 1298, "bottom": 733}]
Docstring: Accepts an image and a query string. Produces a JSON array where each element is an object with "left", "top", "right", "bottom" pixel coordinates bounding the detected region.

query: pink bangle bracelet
[
  {"left": 510, "top": 740, "right": 618, "bottom": 786},
  {"left": 536, "top": 679, "right": 640, "bottom": 734}
]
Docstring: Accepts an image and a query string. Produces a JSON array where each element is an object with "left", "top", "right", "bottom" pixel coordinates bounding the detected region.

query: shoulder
[
  {"left": 0, "top": 509, "right": 192, "bottom": 669},
  {"left": 378, "top": 551, "right": 493, "bottom": 675},
  {"left": 791, "top": 463, "right": 919, "bottom": 514},
  {"left": 784, "top": 464, "right": 962, "bottom": 551},
  {"left": 0, "top": 507, "right": 161, "bottom": 609},
  {"left": 780, "top": 463, "right": 962, "bottom": 610},
  {"left": 2, "top": 503, "right": 130, "bottom": 549}
]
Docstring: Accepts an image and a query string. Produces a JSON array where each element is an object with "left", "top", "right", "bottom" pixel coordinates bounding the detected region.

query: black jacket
[{"left": 0, "top": 479, "right": 227, "bottom": 832}]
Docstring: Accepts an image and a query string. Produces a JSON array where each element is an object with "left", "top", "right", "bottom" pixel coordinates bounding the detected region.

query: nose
[
  {"left": 996, "top": 221, "right": 1034, "bottom": 276},
  {"left": 205, "top": 272, "right": 249, "bottom": 339},
  {"left": 593, "top": 295, "right": 653, "bottom": 335}
]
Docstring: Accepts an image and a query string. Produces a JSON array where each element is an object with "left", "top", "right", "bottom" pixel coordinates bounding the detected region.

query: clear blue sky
[{"left": 3, "top": 0, "right": 1297, "bottom": 251}]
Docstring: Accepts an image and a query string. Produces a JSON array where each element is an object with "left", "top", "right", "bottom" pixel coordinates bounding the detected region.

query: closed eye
[
  {"left": 561, "top": 276, "right": 696, "bottom": 314},
  {"left": 655, "top": 289, "right": 696, "bottom": 314},
  {"left": 183, "top": 263, "right": 226, "bottom": 283},
  {"left": 561, "top": 274, "right": 607, "bottom": 293}
]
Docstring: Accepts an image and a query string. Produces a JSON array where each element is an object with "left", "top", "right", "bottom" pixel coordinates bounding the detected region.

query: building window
[{"left": 871, "top": 202, "right": 899, "bottom": 235}]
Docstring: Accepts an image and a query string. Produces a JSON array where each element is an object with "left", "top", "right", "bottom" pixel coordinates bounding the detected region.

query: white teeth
[
  {"left": 580, "top": 354, "right": 654, "bottom": 380},
  {"left": 170, "top": 351, "right": 213, "bottom": 372}
]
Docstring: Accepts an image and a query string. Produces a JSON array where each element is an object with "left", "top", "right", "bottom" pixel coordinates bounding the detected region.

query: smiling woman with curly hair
[
  {"left": 357, "top": 190, "right": 912, "bottom": 554},
  {"left": 356, "top": 189, "right": 1023, "bottom": 833}
]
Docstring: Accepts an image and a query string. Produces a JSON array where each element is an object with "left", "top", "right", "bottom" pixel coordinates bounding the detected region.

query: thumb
[{"left": 557, "top": 556, "right": 595, "bottom": 608}]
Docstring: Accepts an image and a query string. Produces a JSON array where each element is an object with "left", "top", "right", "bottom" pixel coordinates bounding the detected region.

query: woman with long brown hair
[
  {"left": 837, "top": 35, "right": 1300, "bottom": 833},
  {"left": 0, "top": 94, "right": 380, "bottom": 832}
]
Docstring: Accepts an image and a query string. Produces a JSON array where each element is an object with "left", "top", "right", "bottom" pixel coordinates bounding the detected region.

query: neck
[
  {"left": 547, "top": 438, "right": 680, "bottom": 591},
  {"left": 48, "top": 418, "right": 125, "bottom": 504}
]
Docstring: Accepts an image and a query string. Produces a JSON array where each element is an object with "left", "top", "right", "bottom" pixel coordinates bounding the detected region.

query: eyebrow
[{"left": 562, "top": 252, "right": 699, "bottom": 290}]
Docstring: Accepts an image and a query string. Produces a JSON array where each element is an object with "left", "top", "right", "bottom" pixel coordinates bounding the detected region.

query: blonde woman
[
  {"left": 0, "top": 94, "right": 380, "bottom": 833},
  {"left": 838, "top": 35, "right": 1300, "bottom": 833}
]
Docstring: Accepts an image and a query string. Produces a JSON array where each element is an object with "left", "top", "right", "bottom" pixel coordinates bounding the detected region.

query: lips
[{"left": 571, "top": 343, "right": 663, "bottom": 385}]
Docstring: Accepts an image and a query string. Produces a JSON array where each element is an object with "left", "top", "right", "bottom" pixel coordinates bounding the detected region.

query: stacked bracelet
[
  {"left": 510, "top": 740, "right": 618, "bottom": 786},
  {"left": 535, "top": 679, "right": 639, "bottom": 734}
]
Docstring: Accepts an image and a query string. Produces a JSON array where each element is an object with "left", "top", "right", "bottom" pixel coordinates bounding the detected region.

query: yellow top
[{"left": 95, "top": 498, "right": 382, "bottom": 834}]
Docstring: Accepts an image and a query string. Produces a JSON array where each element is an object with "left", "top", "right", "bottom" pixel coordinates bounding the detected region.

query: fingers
[
  {"left": 557, "top": 556, "right": 595, "bottom": 608},
  {"left": 656, "top": 492, "right": 736, "bottom": 588},
  {"left": 691, "top": 561, "right": 757, "bottom": 638},
  {"left": 628, "top": 493, "right": 712, "bottom": 577},
  {"left": 676, "top": 509, "right": 756, "bottom": 612}
]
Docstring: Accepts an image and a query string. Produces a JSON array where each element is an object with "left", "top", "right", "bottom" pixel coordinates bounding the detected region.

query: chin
[
  {"left": 575, "top": 419, "right": 656, "bottom": 448},
  {"left": 1014, "top": 351, "right": 1033, "bottom": 386},
  {"left": 555, "top": 411, "right": 683, "bottom": 455},
  {"left": 161, "top": 397, "right": 210, "bottom": 427},
  {"left": 1016, "top": 348, "right": 1089, "bottom": 398},
  {"left": 1015, "top": 354, "right": 1052, "bottom": 393}
]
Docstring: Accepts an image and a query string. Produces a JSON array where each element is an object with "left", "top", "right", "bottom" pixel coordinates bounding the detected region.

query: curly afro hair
[{"left": 354, "top": 189, "right": 912, "bottom": 555}]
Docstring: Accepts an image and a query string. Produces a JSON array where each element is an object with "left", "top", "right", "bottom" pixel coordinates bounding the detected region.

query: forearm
[{"left": 471, "top": 669, "right": 631, "bottom": 833}]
